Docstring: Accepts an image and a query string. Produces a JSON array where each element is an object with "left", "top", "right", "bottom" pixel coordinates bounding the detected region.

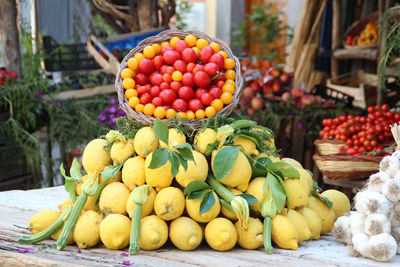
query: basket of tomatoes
[
  {"left": 115, "top": 30, "right": 243, "bottom": 127},
  {"left": 313, "top": 104, "right": 397, "bottom": 180}
]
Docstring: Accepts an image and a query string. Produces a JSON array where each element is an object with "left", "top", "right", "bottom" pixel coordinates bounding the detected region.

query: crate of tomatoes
[{"left": 313, "top": 104, "right": 397, "bottom": 180}]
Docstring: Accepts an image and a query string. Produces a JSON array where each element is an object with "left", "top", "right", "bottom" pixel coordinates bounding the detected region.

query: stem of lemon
[
  {"left": 55, "top": 194, "right": 87, "bottom": 250},
  {"left": 18, "top": 206, "right": 72, "bottom": 245},
  {"left": 207, "top": 175, "right": 234, "bottom": 202},
  {"left": 129, "top": 204, "right": 142, "bottom": 255},
  {"left": 229, "top": 120, "right": 257, "bottom": 130},
  {"left": 264, "top": 217, "right": 273, "bottom": 254}
]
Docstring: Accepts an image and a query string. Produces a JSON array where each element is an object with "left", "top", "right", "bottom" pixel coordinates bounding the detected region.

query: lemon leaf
[
  {"left": 264, "top": 172, "right": 286, "bottom": 212},
  {"left": 188, "top": 188, "right": 208, "bottom": 200},
  {"left": 168, "top": 151, "right": 180, "bottom": 177},
  {"left": 148, "top": 148, "right": 168, "bottom": 169},
  {"left": 220, "top": 198, "right": 234, "bottom": 212},
  {"left": 153, "top": 119, "right": 169, "bottom": 145},
  {"left": 239, "top": 193, "right": 259, "bottom": 205},
  {"left": 213, "top": 146, "right": 240, "bottom": 180},
  {"left": 265, "top": 162, "right": 299, "bottom": 178},
  {"left": 311, "top": 189, "right": 333, "bottom": 208},
  {"left": 177, "top": 153, "right": 188, "bottom": 172},
  {"left": 177, "top": 147, "right": 194, "bottom": 162},
  {"left": 200, "top": 190, "right": 215, "bottom": 215},
  {"left": 204, "top": 140, "right": 219, "bottom": 157},
  {"left": 184, "top": 180, "right": 210, "bottom": 195}
]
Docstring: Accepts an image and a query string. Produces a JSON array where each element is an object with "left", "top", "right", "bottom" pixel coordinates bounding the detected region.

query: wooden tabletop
[{"left": 0, "top": 186, "right": 398, "bottom": 267}]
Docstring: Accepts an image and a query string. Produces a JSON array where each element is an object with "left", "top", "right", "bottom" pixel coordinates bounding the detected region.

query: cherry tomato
[
  {"left": 209, "top": 86, "right": 222, "bottom": 99},
  {"left": 150, "top": 73, "right": 163, "bottom": 85},
  {"left": 138, "top": 58, "right": 154, "bottom": 74},
  {"left": 160, "top": 82, "right": 169, "bottom": 90},
  {"left": 208, "top": 53, "right": 225, "bottom": 70},
  {"left": 381, "top": 104, "right": 389, "bottom": 111},
  {"left": 194, "top": 71, "right": 211, "bottom": 88},
  {"left": 339, "top": 115, "right": 346, "bottom": 122},
  {"left": 159, "top": 89, "right": 177, "bottom": 105},
  {"left": 170, "top": 81, "right": 182, "bottom": 92},
  {"left": 178, "top": 86, "right": 195, "bottom": 101},
  {"left": 182, "top": 48, "right": 197, "bottom": 64},
  {"left": 153, "top": 55, "right": 164, "bottom": 70},
  {"left": 198, "top": 46, "right": 214, "bottom": 64},
  {"left": 152, "top": 97, "right": 163, "bottom": 107},
  {"left": 174, "top": 60, "right": 187, "bottom": 73},
  {"left": 137, "top": 85, "right": 148, "bottom": 95},
  {"left": 346, "top": 148, "right": 357, "bottom": 156},
  {"left": 182, "top": 72, "right": 195, "bottom": 87},
  {"left": 195, "top": 88, "right": 207, "bottom": 99},
  {"left": 188, "top": 99, "right": 204, "bottom": 112},
  {"left": 172, "top": 99, "right": 188, "bottom": 112},
  {"left": 200, "top": 93, "right": 213, "bottom": 106},
  {"left": 150, "top": 86, "right": 161, "bottom": 97},
  {"left": 135, "top": 73, "right": 149, "bottom": 85},
  {"left": 394, "top": 113, "right": 400, "bottom": 121},
  {"left": 385, "top": 111, "right": 394, "bottom": 119},
  {"left": 175, "top": 40, "right": 189, "bottom": 53},
  {"left": 139, "top": 92, "right": 152, "bottom": 105},
  {"left": 367, "top": 106, "right": 374, "bottom": 114},
  {"left": 163, "top": 50, "right": 181, "bottom": 65},
  {"left": 161, "top": 46, "right": 173, "bottom": 55},
  {"left": 204, "top": 62, "right": 219, "bottom": 77},
  {"left": 370, "top": 140, "right": 378, "bottom": 147}
]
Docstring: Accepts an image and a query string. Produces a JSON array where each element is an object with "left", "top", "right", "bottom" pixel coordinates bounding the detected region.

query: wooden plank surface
[
  {"left": 1, "top": 186, "right": 399, "bottom": 267},
  {"left": 332, "top": 48, "right": 378, "bottom": 61}
]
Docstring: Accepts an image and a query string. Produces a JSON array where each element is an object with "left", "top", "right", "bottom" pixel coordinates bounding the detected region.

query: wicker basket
[
  {"left": 115, "top": 29, "right": 243, "bottom": 127},
  {"left": 313, "top": 154, "right": 381, "bottom": 180},
  {"left": 314, "top": 139, "right": 346, "bottom": 155}
]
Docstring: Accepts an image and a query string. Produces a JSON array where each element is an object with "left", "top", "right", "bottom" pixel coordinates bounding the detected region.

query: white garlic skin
[
  {"left": 334, "top": 215, "right": 351, "bottom": 244},
  {"left": 389, "top": 202, "right": 400, "bottom": 228},
  {"left": 354, "top": 190, "right": 391, "bottom": 216},
  {"left": 392, "top": 227, "right": 400, "bottom": 254},
  {"left": 350, "top": 211, "right": 365, "bottom": 236},
  {"left": 364, "top": 214, "right": 391, "bottom": 236},
  {"left": 368, "top": 171, "right": 391, "bottom": 193},
  {"left": 352, "top": 232, "right": 398, "bottom": 262},
  {"left": 383, "top": 178, "right": 400, "bottom": 203},
  {"left": 379, "top": 156, "right": 400, "bottom": 178}
]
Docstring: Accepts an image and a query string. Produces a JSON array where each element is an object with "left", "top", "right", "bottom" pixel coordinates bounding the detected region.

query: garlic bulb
[
  {"left": 364, "top": 214, "right": 391, "bottom": 236},
  {"left": 391, "top": 227, "right": 400, "bottom": 254},
  {"left": 350, "top": 211, "right": 365, "bottom": 236},
  {"left": 354, "top": 191, "right": 390, "bottom": 216},
  {"left": 379, "top": 156, "right": 400, "bottom": 178},
  {"left": 382, "top": 178, "right": 400, "bottom": 203},
  {"left": 389, "top": 203, "right": 400, "bottom": 228},
  {"left": 368, "top": 172, "right": 390, "bottom": 193},
  {"left": 334, "top": 215, "right": 351, "bottom": 244},
  {"left": 353, "top": 233, "right": 398, "bottom": 262}
]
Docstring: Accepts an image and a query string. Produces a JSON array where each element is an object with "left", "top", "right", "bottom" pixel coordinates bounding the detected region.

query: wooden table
[{"left": 0, "top": 187, "right": 398, "bottom": 267}]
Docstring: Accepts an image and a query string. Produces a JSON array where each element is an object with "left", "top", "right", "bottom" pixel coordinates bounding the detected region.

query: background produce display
[
  {"left": 18, "top": 116, "right": 349, "bottom": 255},
  {"left": 120, "top": 34, "right": 238, "bottom": 119}
]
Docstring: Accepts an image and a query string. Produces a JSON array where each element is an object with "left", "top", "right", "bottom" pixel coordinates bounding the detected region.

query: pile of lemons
[{"left": 27, "top": 124, "right": 350, "bottom": 253}]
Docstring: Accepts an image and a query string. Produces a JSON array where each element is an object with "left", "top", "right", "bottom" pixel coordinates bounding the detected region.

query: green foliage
[
  {"left": 212, "top": 146, "right": 240, "bottom": 180},
  {"left": 184, "top": 180, "right": 215, "bottom": 215},
  {"left": 175, "top": 0, "right": 193, "bottom": 30},
  {"left": 378, "top": 6, "right": 400, "bottom": 92},
  {"left": 232, "top": 4, "right": 291, "bottom": 61},
  {"left": 263, "top": 172, "right": 286, "bottom": 213}
]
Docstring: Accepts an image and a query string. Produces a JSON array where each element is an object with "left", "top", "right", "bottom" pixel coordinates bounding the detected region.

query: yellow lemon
[
  {"left": 58, "top": 198, "right": 73, "bottom": 212},
  {"left": 235, "top": 217, "right": 263, "bottom": 249},
  {"left": 29, "top": 209, "right": 60, "bottom": 234},
  {"left": 122, "top": 156, "right": 146, "bottom": 190},
  {"left": 134, "top": 127, "right": 159, "bottom": 157},
  {"left": 284, "top": 178, "right": 309, "bottom": 209},
  {"left": 194, "top": 128, "right": 218, "bottom": 154},
  {"left": 76, "top": 174, "right": 90, "bottom": 196},
  {"left": 295, "top": 167, "right": 314, "bottom": 192},
  {"left": 83, "top": 195, "right": 99, "bottom": 212},
  {"left": 169, "top": 217, "right": 203, "bottom": 251},
  {"left": 110, "top": 138, "right": 135, "bottom": 165},
  {"left": 306, "top": 196, "right": 335, "bottom": 234},
  {"left": 254, "top": 152, "right": 280, "bottom": 162},
  {"left": 246, "top": 177, "right": 265, "bottom": 212},
  {"left": 321, "top": 189, "right": 351, "bottom": 219},
  {"left": 51, "top": 224, "right": 74, "bottom": 245},
  {"left": 175, "top": 150, "right": 208, "bottom": 187},
  {"left": 286, "top": 209, "right": 311, "bottom": 242},
  {"left": 205, "top": 218, "right": 237, "bottom": 251},
  {"left": 281, "top": 157, "right": 302, "bottom": 169},
  {"left": 99, "top": 214, "right": 131, "bottom": 250},
  {"left": 271, "top": 214, "right": 298, "bottom": 250},
  {"left": 233, "top": 137, "right": 259, "bottom": 157},
  {"left": 82, "top": 138, "right": 112, "bottom": 174},
  {"left": 139, "top": 215, "right": 168, "bottom": 250},
  {"left": 99, "top": 182, "right": 131, "bottom": 215},
  {"left": 186, "top": 191, "right": 220, "bottom": 223},
  {"left": 154, "top": 187, "right": 185, "bottom": 221},
  {"left": 126, "top": 187, "right": 157, "bottom": 218},
  {"left": 160, "top": 128, "right": 186, "bottom": 149},
  {"left": 299, "top": 207, "right": 322, "bottom": 240},
  {"left": 73, "top": 210, "right": 103, "bottom": 249},
  {"left": 145, "top": 152, "right": 173, "bottom": 189}
]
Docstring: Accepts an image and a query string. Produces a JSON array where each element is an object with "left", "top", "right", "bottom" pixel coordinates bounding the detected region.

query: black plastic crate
[
  {"left": 310, "top": 84, "right": 354, "bottom": 108},
  {"left": 43, "top": 36, "right": 100, "bottom": 72}
]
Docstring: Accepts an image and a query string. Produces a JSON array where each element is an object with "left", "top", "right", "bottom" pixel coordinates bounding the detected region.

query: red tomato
[
  {"left": 160, "top": 82, "right": 170, "bottom": 90},
  {"left": 152, "top": 97, "right": 163, "bottom": 107},
  {"left": 198, "top": 46, "right": 214, "bottom": 64},
  {"left": 385, "top": 111, "right": 394, "bottom": 119},
  {"left": 209, "top": 86, "right": 222, "bottom": 99},
  {"left": 200, "top": 93, "right": 213, "bottom": 105},
  {"left": 175, "top": 40, "right": 189, "bottom": 53},
  {"left": 174, "top": 60, "right": 187, "bottom": 73},
  {"left": 161, "top": 46, "right": 173, "bottom": 55},
  {"left": 138, "top": 58, "right": 154, "bottom": 74},
  {"left": 166, "top": 66, "right": 175, "bottom": 75},
  {"left": 163, "top": 50, "right": 181, "bottom": 65},
  {"left": 170, "top": 81, "right": 182, "bottom": 92},
  {"left": 381, "top": 104, "right": 389, "bottom": 111},
  {"left": 346, "top": 148, "right": 357, "bottom": 156},
  {"left": 394, "top": 113, "right": 400, "bottom": 121},
  {"left": 153, "top": 55, "right": 164, "bottom": 69},
  {"left": 186, "top": 62, "right": 196, "bottom": 72},
  {"left": 182, "top": 72, "right": 195, "bottom": 87},
  {"left": 188, "top": 99, "right": 204, "bottom": 112},
  {"left": 140, "top": 92, "right": 152, "bottom": 105},
  {"left": 137, "top": 86, "right": 148, "bottom": 95},
  {"left": 214, "top": 73, "right": 226, "bottom": 82},
  {"left": 367, "top": 106, "right": 374, "bottom": 114},
  {"left": 172, "top": 99, "right": 188, "bottom": 112},
  {"left": 195, "top": 88, "right": 207, "bottom": 99},
  {"left": 150, "top": 86, "right": 161, "bottom": 97},
  {"left": 182, "top": 48, "right": 197, "bottom": 64},
  {"left": 159, "top": 89, "right": 177, "bottom": 105},
  {"left": 194, "top": 71, "right": 211, "bottom": 88},
  {"left": 216, "top": 80, "right": 225, "bottom": 88},
  {"left": 162, "top": 73, "right": 172, "bottom": 83},
  {"left": 135, "top": 73, "right": 149, "bottom": 85},
  {"left": 209, "top": 53, "right": 225, "bottom": 70},
  {"left": 150, "top": 73, "right": 163, "bottom": 85},
  {"left": 204, "top": 62, "right": 219, "bottom": 77},
  {"left": 178, "top": 86, "right": 194, "bottom": 101},
  {"left": 160, "top": 65, "right": 168, "bottom": 74}
]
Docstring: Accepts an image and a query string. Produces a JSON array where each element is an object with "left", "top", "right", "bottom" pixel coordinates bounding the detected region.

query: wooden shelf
[
  {"left": 332, "top": 48, "right": 378, "bottom": 61},
  {"left": 323, "top": 175, "right": 367, "bottom": 191}
]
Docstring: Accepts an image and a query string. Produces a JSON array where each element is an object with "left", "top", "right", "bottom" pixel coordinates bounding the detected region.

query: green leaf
[
  {"left": 153, "top": 119, "right": 169, "bottom": 145},
  {"left": 200, "top": 191, "right": 216, "bottom": 215},
  {"left": 177, "top": 153, "right": 188, "bottom": 172},
  {"left": 264, "top": 172, "right": 286, "bottom": 212},
  {"left": 174, "top": 143, "right": 192, "bottom": 150},
  {"left": 100, "top": 164, "right": 122, "bottom": 182},
  {"left": 60, "top": 163, "right": 76, "bottom": 202},
  {"left": 148, "top": 148, "right": 168, "bottom": 169},
  {"left": 274, "top": 173, "right": 290, "bottom": 212},
  {"left": 69, "top": 158, "right": 82, "bottom": 180},
  {"left": 251, "top": 157, "right": 269, "bottom": 177},
  {"left": 188, "top": 188, "right": 209, "bottom": 200},
  {"left": 205, "top": 141, "right": 219, "bottom": 157},
  {"left": 177, "top": 147, "right": 194, "bottom": 162},
  {"left": 265, "top": 162, "right": 299, "bottom": 178},
  {"left": 168, "top": 151, "right": 180, "bottom": 177},
  {"left": 184, "top": 180, "right": 210, "bottom": 195},
  {"left": 220, "top": 198, "right": 234, "bottom": 212},
  {"left": 239, "top": 193, "right": 259, "bottom": 205},
  {"left": 313, "top": 180, "right": 321, "bottom": 192},
  {"left": 306, "top": 169, "right": 313, "bottom": 177},
  {"left": 311, "top": 190, "right": 333, "bottom": 208},
  {"left": 213, "top": 146, "right": 240, "bottom": 180}
]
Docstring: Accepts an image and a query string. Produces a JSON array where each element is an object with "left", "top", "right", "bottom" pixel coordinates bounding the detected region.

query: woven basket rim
[{"left": 115, "top": 29, "right": 244, "bottom": 128}]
